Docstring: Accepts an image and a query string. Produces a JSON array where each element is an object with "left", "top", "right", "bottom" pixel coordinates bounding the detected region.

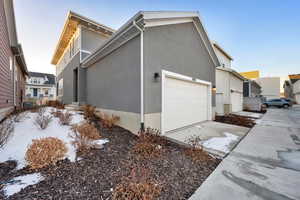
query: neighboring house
[
  {"left": 51, "top": 11, "right": 115, "bottom": 102},
  {"left": 215, "top": 67, "right": 246, "bottom": 115},
  {"left": 52, "top": 11, "right": 220, "bottom": 134},
  {"left": 212, "top": 42, "right": 233, "bottom": 68},
  {"left": 284, "top": 74, "right": 300, "bottom": 101},
  {"left": 213, "top": 42, "right": 245, "bottom": 115},
  {"left": 294, "top": 79, "right": 300, "bottom": 104},
  {"left": 255, "top": 77, "right": 281, "bottom": 100},
  {"left": 25, "top": 72, "right": 56, "bottom": 100},
  {"left": 242, "top": 79, "right": 263, "bottom": 112},
  {"left": 283, "top": 80, "right": 293, "bottom": 99},
  {"left": 0, "top": 0, "right": 28, "bottom": 120},
  {"left": 243, "top": 80, "right": 261, "bottom": 97}
]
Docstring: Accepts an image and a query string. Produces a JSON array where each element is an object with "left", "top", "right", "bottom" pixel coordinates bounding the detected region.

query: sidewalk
[{"left": 189, "top": 107, "right": 300, "bottom": 200}]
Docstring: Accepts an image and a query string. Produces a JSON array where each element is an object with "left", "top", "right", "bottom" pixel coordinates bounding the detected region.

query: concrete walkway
[
  {"left": 189, "top": 106, "right": 300, "bottom": 200},
  {"left": 165, "top": 121, "right": 249, "bottom": 157}
]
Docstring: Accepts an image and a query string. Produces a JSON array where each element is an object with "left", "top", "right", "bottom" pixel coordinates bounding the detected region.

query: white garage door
[
  {"left": 163, "top": 73, "right": 211, "bottom": 133},
  {"left": 231, "top": 92, "right": 243, "bottom": 112}
]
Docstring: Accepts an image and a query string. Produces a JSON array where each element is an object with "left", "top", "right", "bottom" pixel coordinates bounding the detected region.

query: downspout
[{"left": 133, "top": 21, "right": 144, "bottom": 131}]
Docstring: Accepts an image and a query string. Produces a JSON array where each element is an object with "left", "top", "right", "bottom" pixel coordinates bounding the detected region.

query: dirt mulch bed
[
  {"left": 243, "top": 109, "right": 266, "bottom": 114},
  {"left": 0, "top": 121, "right": 220, "bottom": 200},
  {"left": 215, "top": 114, "right": 256, "bottom": 128}
]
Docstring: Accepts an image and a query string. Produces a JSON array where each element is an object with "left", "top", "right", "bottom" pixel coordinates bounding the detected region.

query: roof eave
[
  {"left": 83, "top": 11, "right": 221, "bottom": 67},
  {"left": 11, "top": 44, "right": 28, "bottom": 76},
  {"left": 51, "top": 11, "right": 115, "bottom": 65},
  {"left": 212, "top": 42, "right": 233, "bottom": 61}
]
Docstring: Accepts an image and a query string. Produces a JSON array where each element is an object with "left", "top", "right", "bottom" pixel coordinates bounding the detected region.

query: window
[{"left": 45, "top": 89, "right": 49, "bottom": 96}]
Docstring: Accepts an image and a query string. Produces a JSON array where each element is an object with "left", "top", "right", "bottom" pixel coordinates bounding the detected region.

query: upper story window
[{"left": 56, "top": 28, "right": 80, "bottom": 76}]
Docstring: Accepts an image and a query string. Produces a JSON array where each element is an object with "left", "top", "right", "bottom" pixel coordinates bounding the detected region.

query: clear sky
[{"left": 14, "top": 0, "right": 300, "bottom": 76}]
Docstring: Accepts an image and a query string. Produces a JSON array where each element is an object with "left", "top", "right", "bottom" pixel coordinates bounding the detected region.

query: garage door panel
[
  {"left": 163, "top": 76, "right": 209, "bottom": 132},
  {"left": 231, "top": 92, "right": 243, "bottom": 112}
]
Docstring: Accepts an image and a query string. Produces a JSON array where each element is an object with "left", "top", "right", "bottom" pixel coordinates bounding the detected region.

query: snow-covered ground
[
  {"left": 0, "top": 107, "right": 107, "bottom": 170},
  {"left": 2, "top": 173, "right": 44, "bottom": 197},
  {"left": 0, "top": 107, "right": 109, "bottom": 197},
  {"left": 201, "top": 132, "right": 239, "bottom": 154}
]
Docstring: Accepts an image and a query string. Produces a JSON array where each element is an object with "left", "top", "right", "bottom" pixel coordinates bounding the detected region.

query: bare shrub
[
  {"left": 112, "top": 166, "right": 161, "bottom": 200},
  {"left": 185, "top": 135, "right": 202, "bottom": 149},
  {"left": 51, "top": 108, "right": 62, "bottom": 118},
  {"left": 47, "top": 100, "right": 64, "bottom": 109},
  {"left": 82, "top": 104, "right": 96, "bottom": 121},
  {"left": 184, "top": 135, "right": 213, "bottom": 163},
  {"left": 10, "top": 108, "right": 26, "bottom": 122},
  {"left": 25, "top": 137, "right": 68, "bottom": 169},
  {"left": 132, "top": 128, "right": 166, "bottom": 160},
  {"left": 215, "top": 114, "right": 255, "bottom": 128},
  {"left": 0, "top": 118, "right": 14, "bottom": 148},
  {"left": 34, "top": 108, "right": 52, "bottom": 130},
  {"left": 58, "top": 111, "right": 73, "bottom": 126},
  {"left": 70, "top": 122, "right": 101, "bottom": 153},
  {"left": 100, "top": 112, "right": 120, "bottom": 129}
]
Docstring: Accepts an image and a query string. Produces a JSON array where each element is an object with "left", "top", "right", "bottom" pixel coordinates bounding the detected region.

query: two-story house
[
  {"left": 212, "top": 42, "right": 245, "bottom": 115},
  {"left": 0, "top": 0, "right": 28, "bottom": 120},
  {"left": 25, "top": 72, "right": 56, "bottom": 100},
  {"left": 52, "top": 11, "right": 220, "bottom": 134},
  {"left": 51, "top": 11, "right": 115, "bottom": 103}
]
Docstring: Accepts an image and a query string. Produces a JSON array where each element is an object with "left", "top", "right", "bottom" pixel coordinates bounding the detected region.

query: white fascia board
[
  {"left": 162, "top": 70, "right": 212, "bottom": 86},
  {"left": 142, "top": 11, "right": 198, "bottom": 20},
  {"left": 144, "top": 18, "right": 193, "bottom": 28}
]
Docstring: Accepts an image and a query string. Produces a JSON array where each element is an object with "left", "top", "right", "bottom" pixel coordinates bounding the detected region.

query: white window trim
[{"left": 161, "top": 70, "right": 212, "bottom": 135}]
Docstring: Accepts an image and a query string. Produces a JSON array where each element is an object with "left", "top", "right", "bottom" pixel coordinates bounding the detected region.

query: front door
[
  {"left": 33, "top": 88, "right": 38, "bottom": 97},
  {"left": 73, "top": 68, "right": 78, "bottom": 102}
]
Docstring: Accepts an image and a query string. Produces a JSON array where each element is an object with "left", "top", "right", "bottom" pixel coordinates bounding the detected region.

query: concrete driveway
[
  {"left": 189, "top": 106, "right": 300, "bottom": 200},
  {"left": 165, "top": 121, "right": 250, "bottom": 157}
]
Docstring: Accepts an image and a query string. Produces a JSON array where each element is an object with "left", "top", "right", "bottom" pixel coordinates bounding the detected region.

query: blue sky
[{"left": 14, "top": 0, "right": 300, "bottom": 76}]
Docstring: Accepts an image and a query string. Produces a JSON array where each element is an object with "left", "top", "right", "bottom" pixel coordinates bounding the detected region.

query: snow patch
[
  {"left": 0, "top": 107, "right": 89, "bottom": 169},
  {"left": 201, "top": 132, "right": 239, "bottom": 153},
  {"left": 2, "top": 173, "right": 44, "bottom": 197}
]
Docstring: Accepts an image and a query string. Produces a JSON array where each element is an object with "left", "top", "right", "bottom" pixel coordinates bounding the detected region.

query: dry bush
[
  {"left": 82, "top": 105, "right": 96, "bottom": 121},
  {"left": 0, "top": 118, "right": 14, "bottom": 148},
  {"left": 215, "top": 114, "right": 255, "bottom": 128},
  {"left": 101, "top": 113, "right": 120, "bottom": 129},
  {"left": 25, "top": 137, "right": 68, "bottom": 169},
  {"left": 34, "top": 107, "right": 53, "bottom": 130},
  {"left": 184, "top": 147, "right": 213, "bottom": 164},
  {"left": 58, "top": 111, "right": 73, "bottom": 126},
  {"left": 51, "top": 108, "right": 62, "bottom": 118},
  {"left": 30, "top": 106, "right": 40, "bottom": 113},
  {"left": 184, "top": 135, "right": 213, "bottom": 163},
  {"left": 185, "top": 135, "right": 202, "bottom": 149},
  {"left": 10, "top": 108, "right": 26, "bottom": 122},
  {"left": 47, "top": 100, "right": 64, "bottom": 109},
  {"left": 112, "top": 166, "right": 161, "bottom": 200},
  {"left": 132, "top": 128, "right": 166, "bottom": 160},
  {"left": 70, "top": 122, "right": 101, "bottom": 153}
]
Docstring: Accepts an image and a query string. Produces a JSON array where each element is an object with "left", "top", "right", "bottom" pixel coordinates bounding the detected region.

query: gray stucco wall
[
  {"left": 81, "top": 27, "right": 108, "bottom": 53},
  {"left": 57, "top": 53, "right": 81, "bottom": 104},
  {"left": 144, "top": 22, "right": 216, "bottom": 114},
  {"left": 85, "top": 35, "right": 141, "bottom": 113}
]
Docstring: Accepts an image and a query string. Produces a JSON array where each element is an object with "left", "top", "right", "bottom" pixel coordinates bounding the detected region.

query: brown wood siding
[{"left": 0, "top": 1, "right": 26, "bottom": 109}]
